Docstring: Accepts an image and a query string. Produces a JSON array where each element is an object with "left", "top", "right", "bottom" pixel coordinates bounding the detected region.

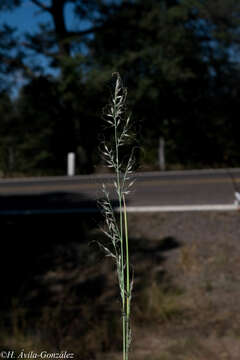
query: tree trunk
[{"left": 51, "top": 0, "right": 70, "bottom": 58}]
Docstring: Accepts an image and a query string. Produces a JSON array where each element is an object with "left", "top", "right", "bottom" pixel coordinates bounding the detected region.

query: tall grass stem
[{"left": 99, "top": 73, "right": 134, "bottom": 360}]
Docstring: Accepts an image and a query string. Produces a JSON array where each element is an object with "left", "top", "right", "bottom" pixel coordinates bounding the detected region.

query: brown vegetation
[{"left": 1, "top": 211, "right": 240, "bottom": 359}]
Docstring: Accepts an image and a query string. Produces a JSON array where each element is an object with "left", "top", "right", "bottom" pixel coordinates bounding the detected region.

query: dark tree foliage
[
  {"left": 0, "top": 77, "right": 63, "bottom": 176},
  {"left": 88, "top": 0, "right": 240, "bottom": 168},
  {"left": 0, "top": 0, "right": 21, "bottom": 10},
  {"left": 0, "top": 91, "right": 18, "bottom": 175},
  {"left": 15, "top": 76, "right": 66, "bottom": 174},
  {"left": 0, "top": 0, "right": 240, "bottom": 174},
  {"left": 0, "top": 24, "right": 22, "bottom": 92}
]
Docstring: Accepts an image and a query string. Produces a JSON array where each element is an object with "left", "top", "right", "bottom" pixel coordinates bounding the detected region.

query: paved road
[{"left": 0, "top": 168, "right": 239, "bottom": 214}]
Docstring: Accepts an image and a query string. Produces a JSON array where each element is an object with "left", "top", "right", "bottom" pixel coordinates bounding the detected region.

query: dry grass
[{"left": 1, "top": 211, "right": 240, "bottom": 359}]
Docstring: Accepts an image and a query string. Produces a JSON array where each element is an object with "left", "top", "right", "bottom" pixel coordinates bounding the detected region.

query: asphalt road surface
[{"left": 0, "top": 168, "right": 239, "bottom": 214}]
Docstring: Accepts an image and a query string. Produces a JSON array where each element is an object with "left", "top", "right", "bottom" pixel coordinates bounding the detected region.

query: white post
[
  {"left": 67, "top": 152, "right": 75, "bottom": 176},
  {"left": 158, "top": 137, "right": 165, "bottom": 171}
]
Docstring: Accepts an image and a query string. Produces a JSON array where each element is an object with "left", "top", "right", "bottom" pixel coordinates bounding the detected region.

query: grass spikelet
[{"left": 99, "top": 73, "right": 134, "bottom": 360}]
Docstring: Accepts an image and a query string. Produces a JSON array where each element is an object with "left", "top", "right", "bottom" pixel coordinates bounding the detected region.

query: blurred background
[
  {"left": 0, "top": 0, "right": 240, "bottom": 176},
  {"left": 1, "top": 1, "right": 240, "bottom": 360}
]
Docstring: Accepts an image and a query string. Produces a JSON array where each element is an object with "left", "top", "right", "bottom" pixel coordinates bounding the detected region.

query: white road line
[
  {"left": 0, "top": 203, "right": 238, "bottom": 215},
  {"left": 122, "top": 204, "right": 239, "bottom": 212}
]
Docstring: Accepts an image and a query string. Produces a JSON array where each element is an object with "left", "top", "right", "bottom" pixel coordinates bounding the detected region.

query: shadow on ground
[{"left": 0, "top": 191, "right": 181, "bottom": 359}]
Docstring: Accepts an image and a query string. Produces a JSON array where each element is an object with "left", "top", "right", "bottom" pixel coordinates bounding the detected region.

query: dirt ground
[
  {"left": 122, "top": 211, "right": 240, "bottom": 360},
  {"left": 1, "top": 211, "right": 240, "bottom": 360}
]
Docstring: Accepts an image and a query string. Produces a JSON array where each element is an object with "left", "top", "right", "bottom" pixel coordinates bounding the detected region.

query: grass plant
[{"left": 99, "top": 73, "right": 134, "bottom": 360}]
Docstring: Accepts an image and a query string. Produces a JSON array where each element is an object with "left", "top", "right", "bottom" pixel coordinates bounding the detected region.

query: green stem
[
  {"left": 123, "top": 195, "right": 130, "bottom": 360},
  {"left": 113, "top": 100, "right": 126, "bottom": 360}
]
